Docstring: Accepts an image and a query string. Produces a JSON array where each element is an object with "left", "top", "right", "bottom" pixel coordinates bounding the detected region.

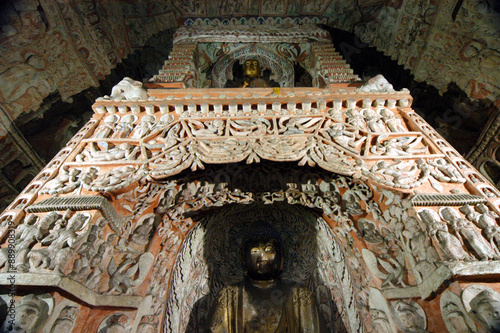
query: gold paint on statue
[
  {"left": 207, "top": 227, "right": 328, "bottom": 332},
  {"left": 243, "top": 59, "right": 260, "bottom": 78}
]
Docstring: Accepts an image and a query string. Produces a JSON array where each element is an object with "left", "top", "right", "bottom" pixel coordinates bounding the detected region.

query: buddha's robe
[{"left": 207, "top": 280, "right": 328, "bottom": 333}]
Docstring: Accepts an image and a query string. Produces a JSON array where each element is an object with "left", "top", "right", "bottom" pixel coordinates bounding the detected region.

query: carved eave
[
  {"left": 0, "top": 273, "right": 142, "bottom": 308},
  {"left": 26, "top": 196, "right": 123, "bottom": 235},
  {"left": 173, "top": 23, "right": 332, "bottom": 44},
  {"left": 382, "top": 261, "right": 500, "bottom": 300},
  {"left": 87, "top": 87, "right": 425, "bottom": 185},
  {"left": 410, "top": 193, "right": 487, "bottom": 206}
]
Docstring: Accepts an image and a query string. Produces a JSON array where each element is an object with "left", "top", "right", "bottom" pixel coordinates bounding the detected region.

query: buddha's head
[
  {"left": 470, "top": 290, "right": 500, "bottom": 331},
  {"left": 242, "top": 222, "right": 284, "bottom": 281},
  {"left": 14, "top": 295, "right": 49, "bottom": 332},
  {"left": 243, "top": 59, "right": 260, "bottom": 78}
]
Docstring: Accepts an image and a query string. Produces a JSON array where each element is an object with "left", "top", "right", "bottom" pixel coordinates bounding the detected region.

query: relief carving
[
  {"left": 440, "top": 290, "right": 476, "bottom": 333},
  {"left": 48, "top": 305, "right": 79, "bottom": 333},
  {"left": 356, "top": 75, "right": 395, "bottom": 93},
  {"left": 0, "top": 212, "right": 58, "bottom": 272},
  {"left": 390, "top": 300, "right": 428, "bottom": 333},
  {"left": 1, "top": 294, "right": 53, "bottom": 333},
  {"left": 462, "top": 284, "right": 500, "bottom": 333},
  {"left": 30, "top": 212, "right": 91, "bottom": 273},
  {"left": 418, "top": 208, "right": 471, "bottom": 261},
  {"left": 107, "top": 252, "right": 154, "bottom": 294},
  {"left": 95, "top": 114, "right": 119, "bottom": 139},
  {"left": 107, "top": 77, "right": 148, "bottom": 101},
  {"left": 98, "top": 314, "right": 131, "bottom": 333},
  {"left": 439, "top": 207, "right": 498, "bottom": 261},
  {"left": 77, "top": 142, "right": 141, "bottom": 163}
]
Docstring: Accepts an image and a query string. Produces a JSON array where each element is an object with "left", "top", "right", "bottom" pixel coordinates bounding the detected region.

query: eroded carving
[
  {"left": 108, "top": 77, "right": 148, "bottom": 101},
  {"left": 463, "top": 284, "right": 500, "bottom": 333},
  {"left": 440, "top": 290, "right": 476, "bottom": 333}
]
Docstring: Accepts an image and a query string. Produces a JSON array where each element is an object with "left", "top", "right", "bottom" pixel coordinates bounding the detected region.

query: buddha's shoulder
[
  {"left": 281, "top": 281, "right": 315, "bottom": 305},
  {"left": 215, "top": 283, "right": 243, "bottom": 301}
]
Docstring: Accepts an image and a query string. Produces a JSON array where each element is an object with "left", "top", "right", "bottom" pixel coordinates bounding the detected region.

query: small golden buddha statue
[
  {"left": 225, "top": 59, "right": 279, "bottom": 88},
  {"left": 207, "top": 223, "right": 327, "bottom": 332}
]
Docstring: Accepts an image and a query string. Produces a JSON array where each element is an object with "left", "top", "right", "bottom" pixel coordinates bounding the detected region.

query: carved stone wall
[
  {"left": 1, "top": 1, "right": 498, "bottom": 213},
  {"left": 0, "top": 69, "right": 498, "bottom": 331},
  {"left": 354, "top": 0, "right": 499, "bottom": 103},
  {"left": 467, "top": 108, "right": 500, "bottom": 188}
]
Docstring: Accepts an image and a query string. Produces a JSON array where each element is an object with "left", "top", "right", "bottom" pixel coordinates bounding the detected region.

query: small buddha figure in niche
[
  {"left": 207, "top": 222, "right": 327, "bottom": 332},
  {"left": 225, "top": 59, "right": 279, "bottom": 88},
  {"left": 469, "top": 289, "right": 500, "bottom": 332}
]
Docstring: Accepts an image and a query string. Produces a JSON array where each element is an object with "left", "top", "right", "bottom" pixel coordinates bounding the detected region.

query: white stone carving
[
  {"left": 362, "top": 248, "right": 405, "bottom": 288},
  {"left": 0, "top": 294, "right": 54, "bottom": 333},
  {"left": 97, "top": 314, "right": 131, "bottom": 333},
  {"left": 379, "top": 108, "right": 407, "bottom": 132},
  {"left": 132, "top": 115, "right": 156, "bottom": 139},
  {"left": 0, "top": 212, "right": 59, "bottom": 272},
  {"left": 390, "top": 300, "right": 428, "bottom": 333},
  {"left": 346, "top": 109, "right": 367, "bottom": 130},
  {"left": 440, "top": 290, "right": 477, "bottom": 333},
  {"left": 462, "top": 284, "right": 500, "bottom": 333},
  {"left": 361, "top": 108, "right": 387, "bottom": 132},
  {"left": 401, "top": 216, "right": 439, "bottom": 281},
  {"left": 418, "top": 208, "right": 470, "bottom": 261},
  {"left": 109, "top": 77, "right": 148, "bottom": 101},
  {"left": 357, "top": 74, "right": 395, "bottom": 93},
  {"left": 77, "top": 142, "right": 141, "bottom": 163},
  {"left": 84, "top": 165, "right": 145, "bottom": 192},
  {"left": 40, "top": 166, "right": 82, "bottom": 195},
  {"left": 428, "top": 158, "right": 466, "bottom": 183},
  {"left": 107, "top": 252, "right": 154, "bottom": 294},
  {"left": 45, "top": 304, "right": 79, "bottom": 333},
  {"left": 369, "top": 288, "right": 397, "bottom": 333},
  {"left": 30, "top": 212, "right": 90, "bottom": 273},
  {"left": 439, "top": 207, "right": 498, "bottom": 260},
  {"left": 95, "top": 114, "right": 119, "bottom": 138},
  {"left": 365, "top": 160, "right": 421, "bottom": 188},
  {"left": 40, "top": 298, "right": 79, "bottom": 333},
  {"left": 113, "top": 114, "right": 138, "bottom": 138},
  {"left": 370, "top": 135, "right": 428, "bottom": 156},
  {"left": 326, "top": 123, "right": 366, "bottom": 153},
  {"left": 85, "top": 233, "right": 117, "bottom": 290}
]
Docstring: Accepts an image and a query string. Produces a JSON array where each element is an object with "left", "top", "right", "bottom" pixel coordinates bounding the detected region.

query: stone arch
[
  {"left": 152, "top": 162, "right": 380, "bottom": 332},
  {"left": 211, "top": 43, "right": 294, "bottom": 88}
]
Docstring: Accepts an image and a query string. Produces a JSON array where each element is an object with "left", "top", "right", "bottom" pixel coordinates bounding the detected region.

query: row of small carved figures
[
  {"left": 90, "top": 107, "right": 409, "bottom": 140},
  {"left": 418, "top": 205, "right": 500, "bottom": 261}
]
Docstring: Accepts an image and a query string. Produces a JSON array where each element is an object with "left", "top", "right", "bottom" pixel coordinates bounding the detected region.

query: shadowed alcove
[{"left": 163, "top": 202, "right": 352, "bottom": 332}]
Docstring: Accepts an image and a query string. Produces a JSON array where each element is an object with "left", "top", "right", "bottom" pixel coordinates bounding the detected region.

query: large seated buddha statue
[{"left": 207, "top": 222, "right": 327, "bottom": 332}]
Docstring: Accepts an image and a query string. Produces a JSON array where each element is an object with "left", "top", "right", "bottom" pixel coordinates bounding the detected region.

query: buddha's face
[
  {"left": 244, "top": 237, "right": 282, "bottom": 280},
  {"left": 16, "top": 305, "right": 38, "bottom": 330},
  {"left": 441, "top": 208, "right": 458, "bottom": 222},
  {"left": 244, "top": 59, "right": 260, "bottom": 78},
  {"left": 399, "top": 311, "right": 418, "bottom": 329}
]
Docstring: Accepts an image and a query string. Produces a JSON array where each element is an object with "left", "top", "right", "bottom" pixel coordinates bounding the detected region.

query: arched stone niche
[
  {"left": 211, "top": 44, "right": 294, "bottom": 88},
  {"left": 162, "top": 203, "right": 357, "bottom": 333}
]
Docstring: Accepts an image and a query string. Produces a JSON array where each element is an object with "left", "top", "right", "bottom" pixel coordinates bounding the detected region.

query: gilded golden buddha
[
  {"left": 225, "top": 59, "right": 279, "bottom": 88},
  {"left": 207, "top": 223, "right": 327, "bottom": 332}
]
